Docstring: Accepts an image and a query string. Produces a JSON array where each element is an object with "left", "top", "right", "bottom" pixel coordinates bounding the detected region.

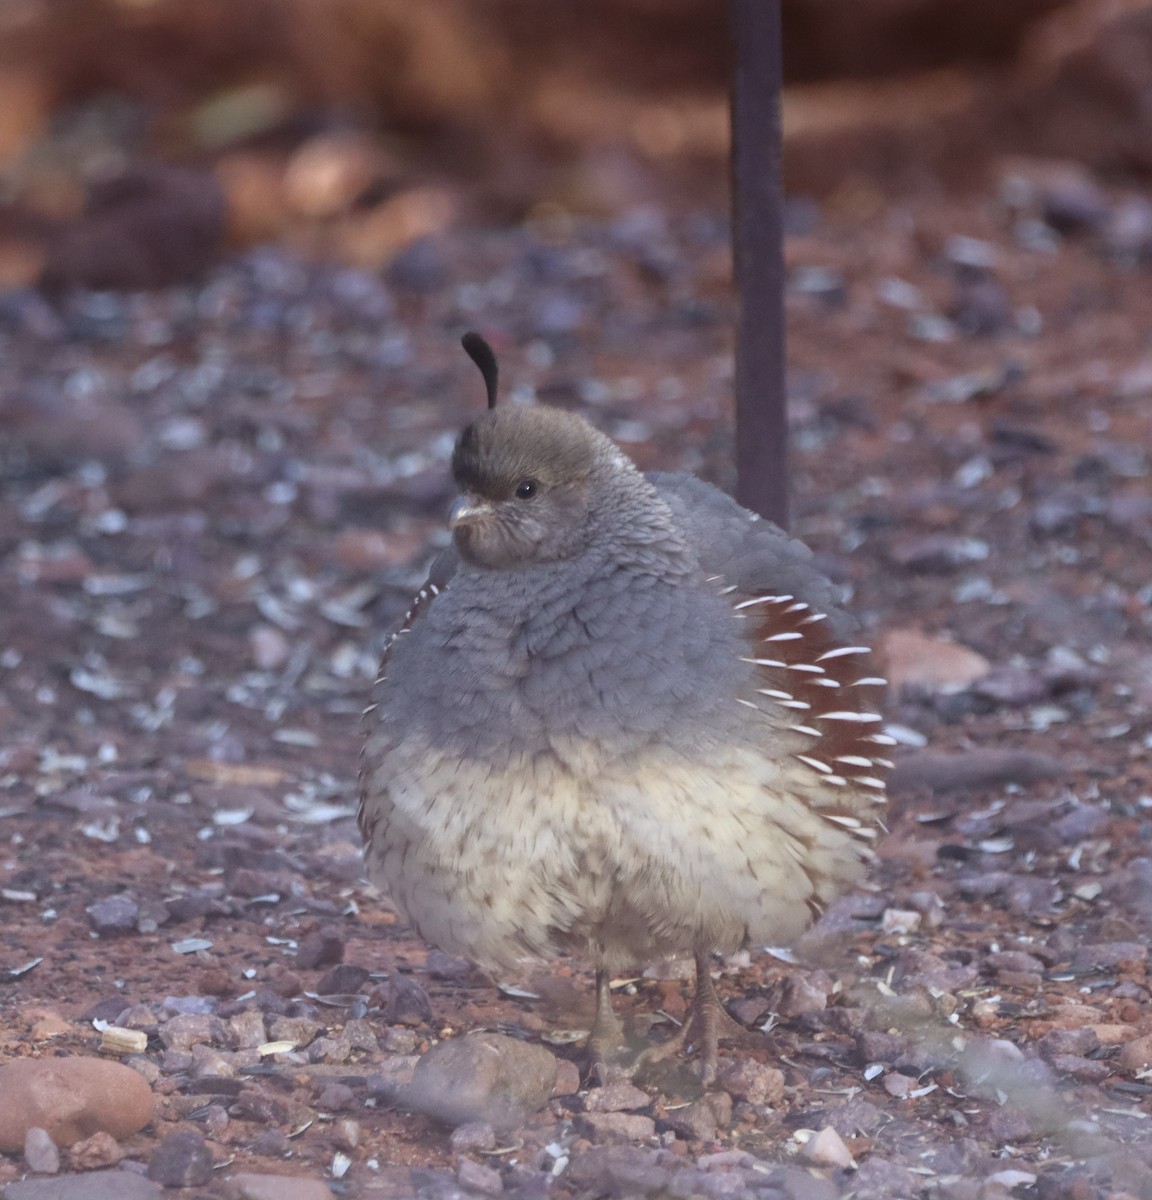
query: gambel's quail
[{"left": 359, "top": 335, "right": 889, "bottom": 1082}]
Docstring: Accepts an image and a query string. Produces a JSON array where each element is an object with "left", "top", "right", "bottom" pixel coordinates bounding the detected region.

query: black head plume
[{"left": 461, "top": 332, "right": 499, "bottom": 410}]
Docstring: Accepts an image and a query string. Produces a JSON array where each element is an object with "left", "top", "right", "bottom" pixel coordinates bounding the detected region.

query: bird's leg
[
  {"left": 637, "top": 949, "right": 751, "bottom": 1085},
  {"left": 688, "top": 948, "right": 752, "bottom": 1085},
  {"left": 587, "top": 968, "right": 628, "bottom": 1083}
]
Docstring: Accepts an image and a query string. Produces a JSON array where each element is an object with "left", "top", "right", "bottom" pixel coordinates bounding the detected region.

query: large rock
[
  {"left": 403, "top": 1032, "right": 557, "bottom": 1130},
  {"left": 219, "top": 1175, "right": 336, "bottom": 1200},
  {"left": 2, "top": 1172, "right": 161, "bottom": 1200},
  {"left": 0, "top": 1058, "right": 154, "bottom": 1152}
]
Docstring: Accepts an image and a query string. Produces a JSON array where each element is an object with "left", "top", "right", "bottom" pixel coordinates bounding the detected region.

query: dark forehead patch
[{"left": 452, "top": 407, "right": 607, "bottom": 493}]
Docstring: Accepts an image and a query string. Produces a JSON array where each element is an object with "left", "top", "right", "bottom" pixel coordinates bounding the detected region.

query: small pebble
[
  {"left": 250, "top": 1130, "right": 293, "bottom": 1158},
  {"left": 332, "top": 1119, "right": 361, "bottom": 1151},
  {"left": 295, "top": 928, "right": 345, "bottom": 970},
  {"left": 85, "top": 894, "right": 140, "bottom": 938},
  {"left": 575, "top": 1111, "right": 656, "bottom": 1143},
  {"left": 801, "top": 1125, "right": 856, "bottom": 1169},
  {"left": 551, "top": 1058, "right": 581, "bottom": 1097},
  {"left": 315, "top": 1083, "right": 355, "bottom": 1111},
  {"left": 314, "top": 964, "right": 370, "bottom": 995},
  {"left": 717, "top": 1060, "right": 784, "bottom": 1106},
  {"left": 661, "top": 1097, "right": 718, "bottom": 1143},
  {"left": 581, "top": 1082, "right": 651, "bottom": 1113},
  {"left": 23, "top": 1127, "right": 60, "bottom": 1174},
  {"left": 146, "top": 1129, "right": 213, "bottom": 1188},
  {"left": 456, "top": 1156, "right": 504, "bottom": 1196},
  {"left": 449, "top": 1121, "right": 496, "bottom": 1153},
  {"left": 383, "top": 975, "right": 432, "bottom": 1026},
  {"left": 68, "top": 1130, "right": 124, "bottom": 1170}
]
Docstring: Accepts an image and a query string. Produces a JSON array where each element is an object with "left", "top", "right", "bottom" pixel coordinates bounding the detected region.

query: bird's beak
[{"left": 449, "top": 494, "right": 492, "bottom": 529}]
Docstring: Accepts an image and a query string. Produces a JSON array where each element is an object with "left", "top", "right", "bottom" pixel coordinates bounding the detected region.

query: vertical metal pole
[{"left": 730, "top": 0, "right": 789, "bottom": 529}]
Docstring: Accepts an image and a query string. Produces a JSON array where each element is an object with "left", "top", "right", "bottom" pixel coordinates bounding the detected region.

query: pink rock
[
  {"left": 717, "top": 1060, "right": 785, "bottom": 1106},
  {"left": 0, "top": 1057, "right": 154, "bottom": 1152},
  {"left": 69, "top": 1130, "right": 125, "bottom": 1170},
  {"left": 880, "top": 629, "right": 990, "bottom": 694}
]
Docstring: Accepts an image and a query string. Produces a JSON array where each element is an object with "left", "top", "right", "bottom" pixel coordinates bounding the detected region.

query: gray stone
[
  {"left": 267, "top": 1017, "right": 325, "bottom": 1046},
  {"left": 581, "top": 1082, "right": 651, "bottom": 1113},
  {"left": 576, "top": 1111, "right": 657, "bottom": 1143},
  {"left": 315, "top": 1083, "right": 355, "bottom": 1111},
  {"left": 763, "top": 1165, "right": 841, "bottom": 1200},
  {"left": 22, "top": 1128, "right": 59, "bottom": 1175},
  {"left": 1051, "top": 1054, "right": 1111, "bottom": 1083},
  {"left": 146, "top": 1129, "right": 213, "bottom": 1188},
  {"left": 3, "top": 1172, "right": 161, "bottom": 1200},
  {"left": 190, "top": 1044, "right": 236, "bottom": 1079},
  {"left": 987, "top": 1107, "right": 1034, "bottom": 1144},
  {"left": 226, "top": 1010, "right": 267, "bottom": 1050},
  {"left": 449, "top": 1121, "right": 496, "bottom": 1153},
  {"left": 777, "top": 973, "right": 829, "bottom": 1016},
  {"left": 822, "top": 1096, "right": 885, "bottom": 1137},
  {"left": 158, "top": 1013, "right": 225, "bottom": 1052},
  {"left": 716, "top": 1059, "right": 784, "bottom": 1106},
  {"left": 456, "top": 1157, "right": 503, "bottom": 1196},
  {"left": 295, "top": 927, "right": 344, "bottom": 970},
  {"left": 315, "top": 964, "right": 370, "bottom": 995},
  {"left": 85, "top": 895, "right": 140, "bottom": 938},
  {"left": 1037, "top": 1027, "right": 1100, "bottom": 1061},
  {"left": 850, "top": 1157, "right": 923, "bottom": 1199},
  {"left": 662, "top": 1097, "right": 718, "bottom": 1143},
  {"left": 551, "top": 1058, "right": 581, "bottom": 1097},
  {"left": 855, "top": 1031, "right": 906, "bottom": 1065},
  {"left": 696, "top": 1172, "right": 754, "bottom": 1199},
  {"left": 404, "top": 1033, "right": 557, "bottom": 1130},
  {"left": 1071, "top": 942, "right": 1148, "bottom": 971},
  {"left": 219, "top": 1175, "right": 335, "bottom": 1200},
  {"left": 249, "top": 1130, "right": 292, "bottom": 1158},
  {"left": 384, "top": 976, "right": 432, "bottom": 1026},
  {"left": 985, "top": 951, "right": 1045, "bottom": 975},
  {"left": 564, "top": 1146, "right": 672, "bottom": 1195}
]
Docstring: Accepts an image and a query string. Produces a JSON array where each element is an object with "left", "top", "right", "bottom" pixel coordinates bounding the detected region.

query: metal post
[{"left": 730, "top": 0, "right": 789, "bottom": 529}]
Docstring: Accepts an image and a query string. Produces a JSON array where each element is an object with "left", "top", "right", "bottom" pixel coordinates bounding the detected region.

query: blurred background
[{"left": 2, "top": 0, "right": 1152, "bottom": 290}]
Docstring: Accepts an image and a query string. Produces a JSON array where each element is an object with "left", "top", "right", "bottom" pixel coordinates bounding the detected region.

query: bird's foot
[
  {"left": 635, "top": 955, "right": 760, "bottom": 1086},
  {"left": 585, "top": 1022, "right": 628, "bottom": 1089},
  {"left": 586, "top": 974, "right": 633, "bottom": 1085},
  {"left": 588, "top": 1039, "right": 635, "bottom": 1086}
]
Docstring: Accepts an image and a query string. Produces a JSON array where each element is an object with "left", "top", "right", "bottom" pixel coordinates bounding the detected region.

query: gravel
[{"left": 1, "top": 179, "right": 1151, "bottom": 1196}]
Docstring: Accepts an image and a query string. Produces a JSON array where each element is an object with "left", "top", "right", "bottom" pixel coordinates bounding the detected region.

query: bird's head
[{"left": 449, "top": 404, "right": 636, "bottom": 570}]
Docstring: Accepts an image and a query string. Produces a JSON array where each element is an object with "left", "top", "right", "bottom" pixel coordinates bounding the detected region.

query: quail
[{"left": 359, "top": 334, "right": 890, "bottom": 1083}]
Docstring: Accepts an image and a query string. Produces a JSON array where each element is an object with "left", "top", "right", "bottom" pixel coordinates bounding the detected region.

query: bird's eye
[{"left": 515, "top": 479, "right": 539, "bottom": 500}]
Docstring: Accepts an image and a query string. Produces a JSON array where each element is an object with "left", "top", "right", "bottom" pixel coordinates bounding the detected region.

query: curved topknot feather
[{"left": 461, "top": 331, "right": 500, "bottom": 410}]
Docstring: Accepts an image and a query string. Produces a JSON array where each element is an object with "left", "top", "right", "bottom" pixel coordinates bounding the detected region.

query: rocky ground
[{"left": 1, "top": 159, "right": 1152, "bottom": 1199}]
